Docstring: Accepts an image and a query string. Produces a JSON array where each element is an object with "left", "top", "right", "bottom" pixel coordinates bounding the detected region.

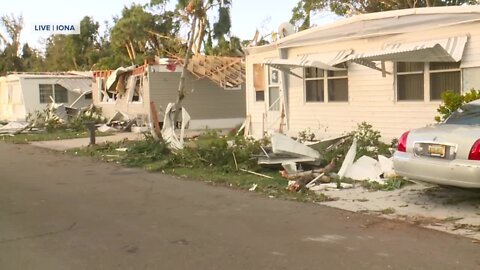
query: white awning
[
  {"left": 347, "top": 36, "right": 468, "bottom": 63},
  {"left": 55, "top": 78, "right": 92, "bottom": 94},
  {"left": 263, "top": 50, "right": 352, "bottom": 77}
]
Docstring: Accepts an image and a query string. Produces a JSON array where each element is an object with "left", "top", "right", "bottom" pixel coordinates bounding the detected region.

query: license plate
[{"left": 428, "top": 144, "right": 446, "bottom": 157}]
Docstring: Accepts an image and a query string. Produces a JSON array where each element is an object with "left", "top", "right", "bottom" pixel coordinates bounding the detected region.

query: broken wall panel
[
  {"left": 253, "top": 64, "right": 266, "bottom": 92},
  {"left": 148, "top": 71, "right": 245, "bottom": 124}
]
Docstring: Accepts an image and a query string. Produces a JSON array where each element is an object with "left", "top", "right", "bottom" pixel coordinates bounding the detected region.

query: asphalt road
[{"left": 0, "top": 142, "right": 479, "bottom": 270}]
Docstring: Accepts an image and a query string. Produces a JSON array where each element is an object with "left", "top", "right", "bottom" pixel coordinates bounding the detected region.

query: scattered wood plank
[{"left": 240, "top": 169, "right": 273, "bottom": 179}]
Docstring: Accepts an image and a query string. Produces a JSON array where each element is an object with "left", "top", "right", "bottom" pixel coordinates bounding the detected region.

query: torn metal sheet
[
  {"left": 271, "top": 132, "right": 321, "bottom": 160},
  {"left": 281, "top": 162, "right": 297, "bottom": 175},
  {"left": 49, "top": 103, "right": 68, "bottom": 122},
  {"left": 338, "top": 139, "right": 357, "bottom": 178},
  {"left": 106, "top": 66, "right": 136, "bottom": 91},
  {"left": 344, "top": 155, "right": 383, "bottom": 181},
  {"left": 97, "top": 124, "right": 119, "bottom": 133},
  {"left": 305, "top": 134, "right": 351, "bottom": 152},
  {"left": 56, "top": 78, "right": 92, "bottom": 94},
  {"left": 309, "top": 182, "right": 354, "bottom": 191},
  {"left": 378, "top": 155, "right": 396, "bottom": 178},
  {"left": 0, "top": 122, "right": 29, "bottom": 134},
  {"left": 65, "top": 106, "right": 80, "bottom": 118},
  {"left": 107, "top": 111, "right": 131, "bottom": 124},
  {"left": 69, "top": 90, "right": 92, "bottom": 108},
  {"left": 161, "top": 102, "right": 191, "bottom": 150}
]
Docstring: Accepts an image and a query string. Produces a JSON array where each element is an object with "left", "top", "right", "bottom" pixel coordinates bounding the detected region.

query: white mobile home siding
[
  {"left": 0, "top": 76, "right": 25, "bottom": 121},
  {"left": 246, "top": 20, "right": 480, "bottom": 141}
]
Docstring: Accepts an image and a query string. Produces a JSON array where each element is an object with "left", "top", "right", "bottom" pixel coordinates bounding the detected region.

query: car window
[{"left": 445, "top": 108, "right": 480, "bottom": 125}]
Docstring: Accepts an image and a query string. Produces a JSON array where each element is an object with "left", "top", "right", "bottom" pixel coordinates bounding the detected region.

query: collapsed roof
[{"left": 186, "top": 55, "right": 245, "bottom": 88}]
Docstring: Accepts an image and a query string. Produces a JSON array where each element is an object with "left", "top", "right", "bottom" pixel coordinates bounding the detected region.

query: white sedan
[{"left": 393, "top": 100, "right": 480, "bottom": 188}]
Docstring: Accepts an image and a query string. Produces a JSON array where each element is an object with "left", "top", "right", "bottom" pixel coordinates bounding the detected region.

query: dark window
[
  {"left": 39, "top": 84, "right": 53, "bottom": 103},
  {"left": 397, "top": 62, "right": 424, "bottom": 101},
  {"left": 253, "top": 64, "right": 265, "bottom": 102},
  {"left": 327, "top": 70, "right": 348, "bottom": 102},
  {"left": 54, "top": 84, "right": 68, "bottom": 103},
  {"left": 306, "top": 80, "right": 324, "bottom": 102},
  {"left": 430, "top": 62, "right": 461, "bottom": 100},
  {"left": 305, "top": 67, "right": 323, "bottom": 78},
  {"left": 255, "top": 91, "right": 265, "bottom": 102},
  {"left": 85, "top": 92, "right": 93, "bottom": 100},
  {"left": 305, "top": 68, "right": 324, "bottom": 102}
]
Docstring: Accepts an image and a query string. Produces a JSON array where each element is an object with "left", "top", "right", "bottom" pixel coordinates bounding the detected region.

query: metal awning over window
[
  {"left": 346, "top": 36, "right": 467, "bottom": 69},
  {"left": 56, "top": 78, "right": 92, "bottom": 94},
  {"left": 263, "top": 50, "right": 352, "bottom": 78},
  {"left": 341, "top": 36, "right": 468, "bottom": 75}
]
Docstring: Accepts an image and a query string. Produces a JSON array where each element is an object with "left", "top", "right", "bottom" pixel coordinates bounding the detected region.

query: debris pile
[
  {"left": 0, "top": 121, "right": 30, "bottom": 135},
  {"left": 257, "top": 133, "right": 323, "bottom": 165},
  {"left": 255, "top": 124, "right": 397, "bottom": 192}
]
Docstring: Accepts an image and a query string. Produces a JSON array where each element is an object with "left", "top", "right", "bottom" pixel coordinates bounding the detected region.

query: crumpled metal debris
[
  {"left": 0, "top": 122, "right": 29, "bottom": 134},
  {"left": 257, "top": 132, "right": 323, "bottom": 165},
  {"left": 161, "top": 102, "right": 191, "bottom": 150}
]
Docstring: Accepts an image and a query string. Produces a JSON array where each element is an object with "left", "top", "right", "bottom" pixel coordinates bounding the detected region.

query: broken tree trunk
[
  {"left": 173, "top": 15, "right": 198, "bottom": 125},
  {"left": 150, "top": 101, "right": 163, "bottom": 141}
]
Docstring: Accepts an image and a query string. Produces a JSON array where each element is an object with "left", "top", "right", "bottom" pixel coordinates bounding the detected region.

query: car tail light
[
  {"left": 397, "top": 131, "right": 410, "bottom": 152},
  {"left": 468, "top": 139, "right": 480, "bottom": 160}
]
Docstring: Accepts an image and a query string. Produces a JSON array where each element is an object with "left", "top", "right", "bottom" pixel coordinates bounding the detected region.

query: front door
[{"left": 265, "top": 68, "right": 282, "bottom": 132}]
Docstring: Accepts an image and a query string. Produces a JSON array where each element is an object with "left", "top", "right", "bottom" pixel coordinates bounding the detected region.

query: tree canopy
[
  {"left": 290, "top": 0, "right": 480, "bottom": 30},
  {"left": 0, "top": 0, "right": 251, "bottom": 75}
]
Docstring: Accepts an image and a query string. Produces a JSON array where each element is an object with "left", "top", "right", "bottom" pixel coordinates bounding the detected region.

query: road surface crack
[{"left": 0, "top": 222, "right": 77, "bottom": 244}]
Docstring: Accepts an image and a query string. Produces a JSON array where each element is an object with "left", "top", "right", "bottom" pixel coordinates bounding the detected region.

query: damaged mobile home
[
  {"left": 0, "top": 72, "right": 93, "bottom": 122},
  {"left": 245, "top": 6, "right": 480, "bottom": 141},
  {"left": 92, "top": 55, "right": 246, "bottom": 130}
]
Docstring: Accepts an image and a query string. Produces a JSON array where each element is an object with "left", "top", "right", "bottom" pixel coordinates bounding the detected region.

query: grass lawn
[
  {"left": 67, "top": 139, "right": 332, "bottom": 203},
  {"left": 1, "top": 130, "right": 113, "bottom": 144}
]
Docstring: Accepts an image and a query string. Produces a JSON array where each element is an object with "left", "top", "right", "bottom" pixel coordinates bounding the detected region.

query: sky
[{"left": 1, "top": 0, "right": 340, "bottom": 50}]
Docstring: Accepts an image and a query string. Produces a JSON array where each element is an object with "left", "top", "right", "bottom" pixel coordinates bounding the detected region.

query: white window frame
[
  {"left": 326, "top": 70, "right": 349, "bottom": 103},
  {"left": 303, "top": 68, "right": 349, "bottom": 103},
  {"left": 97, "top": 77, "right": 116, "bottom": 104},
  {"left": 129, "top": 75, "right": 144, "bottom": 104},
  {"left": 39, "top": 84, "right": 68, "bottom": 104},
  {"left": 429, "top": 63, "right": 461, "bottom": 101},
  {"left": 395, "top": 62, "right": 462, "bottom": 102}
]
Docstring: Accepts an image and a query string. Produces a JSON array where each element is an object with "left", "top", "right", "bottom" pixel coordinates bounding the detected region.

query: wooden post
[
  {"left": 150, "top": 101, "right": 163, "bottom": 140},
  {"left": 86, "top": 122, "right": 96, "bottom": 146}
]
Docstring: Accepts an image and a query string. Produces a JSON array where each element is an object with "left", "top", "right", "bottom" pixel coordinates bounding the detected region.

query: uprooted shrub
[
  {"left": 68, "top": 106, "right": 106, "bottom": 131},
  {"left": 26, "top": 105, "right": 106, "bottom": 132},
  {"left": 121, "top": 134, "right": 171, "bottom": 167},
  {"left": 120, "top": 131, "right": 264, "bottom": 173},
  {"left": 321, "top": 122, "right": 391, "bottom": 170},
  {"left": 26, "top": 107, "right": 64, "bottom": 132},
  {"left": 170, "top": 131, "right": 263, "bottom": 173}
]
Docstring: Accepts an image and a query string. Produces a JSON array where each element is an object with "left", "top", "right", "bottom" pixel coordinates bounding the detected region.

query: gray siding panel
[{"left": 149, "top": 72, "right": 245, "bottom": 120}]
